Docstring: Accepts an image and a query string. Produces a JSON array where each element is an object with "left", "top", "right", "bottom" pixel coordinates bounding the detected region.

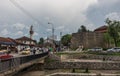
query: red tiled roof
[
  {"left": 94, "top": 26, "right": 108, "bottom": 33},
  {"left": 0, "top": 37, "right": 13, "bottom": 43},
  {"left": 7, "top": 38, "right": 25, "bottom": 45},
  {"left": 16, "top": 36, "right": 36, "bottom": 42}
]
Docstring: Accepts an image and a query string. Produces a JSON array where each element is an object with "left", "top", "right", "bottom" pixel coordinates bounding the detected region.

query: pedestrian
[
  {"left": 41, "top": 47, "right": 43, "bottom": 53},
  {"left": 33, "top": 48, "right": 36, "bottom": 55},
  {"left": 49, "top": 47, "right": 53, "bottom": 54},
  {"left": 30, "top": 47, "right": 33, "bottom": 54},
  {"left": 38, "top": 48, "right": 41, "bottom": 53}
]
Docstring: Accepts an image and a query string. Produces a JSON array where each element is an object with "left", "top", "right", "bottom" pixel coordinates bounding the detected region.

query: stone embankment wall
[
  {"left": 61, "top": 54, "right": 120, "bottom": 61},
  {"left": 44, "top": 61, "right": 120, "bottom": 70},
  {"left": 44, "top": 54, "right": 120, "bottom": 70}
]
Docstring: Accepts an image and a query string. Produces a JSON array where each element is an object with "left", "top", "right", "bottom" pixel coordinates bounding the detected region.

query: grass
[
  {"left": 45, "top": 57, "right": 58, "bottom": 63},
  {"left": 85, "top": 51, "right": 120, "bottom": 56},
  {"left": 55, "top": 52, "right": 84, "bottom": 56},
  {"left": 55, "top": 52, "right": 70, "bottom": 56},
  {"left": 71, "top": 69, "right": 90, "bottom": 73},
  {"left": 55, "top": 50, "right": 120, "bottom": 56},
  {"left": 54, "top": 69, "right": 91, "bottom": 73}
]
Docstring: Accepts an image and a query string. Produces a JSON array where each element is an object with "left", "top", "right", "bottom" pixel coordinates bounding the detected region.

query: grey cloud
[
  {"left": 86, "top": 0, "right": 120, "bottom": 26},
  {"left": 0, "top": 0, "right": 120, "bottom": 40}
]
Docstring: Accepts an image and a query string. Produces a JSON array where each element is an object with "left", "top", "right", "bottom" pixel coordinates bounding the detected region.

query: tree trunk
[{"left": 113, "top": 38, "right": 117, "bottom": 47}]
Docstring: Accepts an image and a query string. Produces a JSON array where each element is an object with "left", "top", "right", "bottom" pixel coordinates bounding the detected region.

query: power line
[
  {"left": 9, "top": 0, "right": 48, "bottom": 29},
  {"left": 9, "top": 0, "right": 58, "bottom": 39}
]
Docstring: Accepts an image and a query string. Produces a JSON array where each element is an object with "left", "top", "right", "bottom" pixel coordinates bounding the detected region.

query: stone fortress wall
[{"left": 71, "top": 32, "right": 104, "bottom": 49}]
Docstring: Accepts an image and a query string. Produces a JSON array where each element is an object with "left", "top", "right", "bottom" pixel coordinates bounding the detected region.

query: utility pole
[
  {"left": 52, "top": 25, "right": 54, "bottom": 41},
  {"left": 48, "top": 22, "right": 54, "bottom": 41},
  {"left": 60, "top": 32, "right": 62, "bottom": 39},
  {"left": 60, "top": 32, "right": 62, "bottom": 51}
]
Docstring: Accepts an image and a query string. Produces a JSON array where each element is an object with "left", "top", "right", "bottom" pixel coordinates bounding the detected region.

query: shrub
[
  {"left": 72, "top": 68, "right": 75, "bottom": 73},
  {"left": 84, "top": 68, "right": 89, "bottom": 73}
]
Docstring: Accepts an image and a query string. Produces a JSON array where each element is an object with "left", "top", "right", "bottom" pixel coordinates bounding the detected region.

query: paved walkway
[{"left": 47, "top": 72, "right": 120, "bottom": 76}]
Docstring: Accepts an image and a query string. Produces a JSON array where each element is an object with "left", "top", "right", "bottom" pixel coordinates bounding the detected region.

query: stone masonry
[
  {"left": 44, "top": 61, "right": 120, "bottom": 70},
  {"left": 71, "top": 32, "right": 104, "bottom": 49}
]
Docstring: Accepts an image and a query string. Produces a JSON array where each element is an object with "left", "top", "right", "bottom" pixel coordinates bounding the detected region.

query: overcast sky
[{"left": 0, "top": 0, "right": 120, "bottom": 41}]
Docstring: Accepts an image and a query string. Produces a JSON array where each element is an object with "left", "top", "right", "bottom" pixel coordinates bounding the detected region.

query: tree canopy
[
  {"left": 78, "top": 25, "right": 88, "bottom": 33},
  {"left": 38, "top": 37, "right": 44, "bottom": 45},
  {"left": 61, "top": 34, "right": 72, "bottom": 46},
  {"left": 105, "top": 18, "right": 120, "bottom": 47}
]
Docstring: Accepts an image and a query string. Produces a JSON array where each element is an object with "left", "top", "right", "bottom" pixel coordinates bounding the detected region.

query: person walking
[
  {"left": 49, "top": 47, "right": 53, "bottom": 54},
  {"left": 33, "top": 48, "right": 36, "bottom": 55}
]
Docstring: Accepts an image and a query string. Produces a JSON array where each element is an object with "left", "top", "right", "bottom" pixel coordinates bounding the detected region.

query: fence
[{"left": 0, "top": 52, "right": 48, "bottom": 73}]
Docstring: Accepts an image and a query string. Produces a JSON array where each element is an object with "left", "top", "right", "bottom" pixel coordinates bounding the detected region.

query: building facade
[{"left": 16, "top": 36, "right": 36, "bottom": 45}]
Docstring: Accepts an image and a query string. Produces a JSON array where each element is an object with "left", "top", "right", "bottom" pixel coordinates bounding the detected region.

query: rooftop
[
  {"left": 0, "top": 37, "right": 13, "bottom": 43},
  {"left": 94, "top": 25, "right": 108, "bottom": 33},
  {"left": 16, "top": 36, "right": 36, "bottom": 42}
]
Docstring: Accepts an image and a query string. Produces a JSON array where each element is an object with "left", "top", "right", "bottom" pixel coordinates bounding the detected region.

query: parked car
[
  {"left": 20, "top": 50, "right": 30, "bottom": 55},
  {"left": 107, "top": 47, "right": 120, "bottom": 52},
  {"left": 88, "top": 47, "right": 103, "bottom": 51},
  {"left": 0, "top": 50, "right": 8, "bottom": 53},
  {"left": 21, "top": 50, "right": 30, "bottom": 55},
  {"left": 0, "top": 52, "right": 13, "bottom": 60}
]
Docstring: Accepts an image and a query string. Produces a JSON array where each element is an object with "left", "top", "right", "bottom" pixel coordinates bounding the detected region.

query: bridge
[{"left": 0, "top": 52, "right": 49, "bottom": 76}]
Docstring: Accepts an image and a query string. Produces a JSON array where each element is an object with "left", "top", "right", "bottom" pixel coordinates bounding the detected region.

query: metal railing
[{"left": 0, "top": 52, "right": 48, "bottom": 73}]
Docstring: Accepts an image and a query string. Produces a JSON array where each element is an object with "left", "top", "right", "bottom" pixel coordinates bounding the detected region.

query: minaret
[{"left": 29, "top": 25, "right": 34, "bottom": 39}]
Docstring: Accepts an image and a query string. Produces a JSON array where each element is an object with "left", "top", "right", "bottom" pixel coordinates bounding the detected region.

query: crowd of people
[
  {"left": 18, "top": 46, "right": 56, "bottom": 55},
  {"left": 0, "top": 44, "right": 65, "bottom": 56}
]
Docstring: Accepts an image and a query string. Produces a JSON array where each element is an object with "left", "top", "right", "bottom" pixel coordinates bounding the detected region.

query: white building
[{"left": 16, "top": 36, "right": 36, "bottom": 45}]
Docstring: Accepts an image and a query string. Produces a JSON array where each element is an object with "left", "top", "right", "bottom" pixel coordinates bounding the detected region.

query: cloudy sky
[{"left": 0, "top": 0, "right": 120, "bottom": 41}]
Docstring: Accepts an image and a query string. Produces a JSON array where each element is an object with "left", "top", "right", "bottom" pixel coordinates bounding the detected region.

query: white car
[
  {"left": 107, "top": 47, "right": 120, "bottom": 52},
  {"left": 88, "top": 47, "right": 103, "bottom": 51}
]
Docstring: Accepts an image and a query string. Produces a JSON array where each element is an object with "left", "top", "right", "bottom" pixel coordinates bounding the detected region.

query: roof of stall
[{"left": 0, "top": 37, "right": 15, "bottom": 45}]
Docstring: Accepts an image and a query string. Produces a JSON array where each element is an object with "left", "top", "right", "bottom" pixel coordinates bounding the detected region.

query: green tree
[
  {"left": 61, "top": 34, "right": 72, "bottom": 46},
  {"left": 103, "top": 33, "right": 113, "bottom": 48},
  {"left": 106, "top": 18, "right": 120, "bottom": 47},
  {"left": 78, "top": 25, "right": 87, "bottom": 33},
  {"left": 38, "top": 37, "right": 44, "bottom": 45}
]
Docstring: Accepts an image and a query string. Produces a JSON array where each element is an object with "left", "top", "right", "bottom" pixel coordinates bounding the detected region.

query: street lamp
[
  {"left": 48, "top": 22, "right": 55, "bottom": 53},
  {"left": 48, "top": 22, "right": 55, "bottom": 41}
]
